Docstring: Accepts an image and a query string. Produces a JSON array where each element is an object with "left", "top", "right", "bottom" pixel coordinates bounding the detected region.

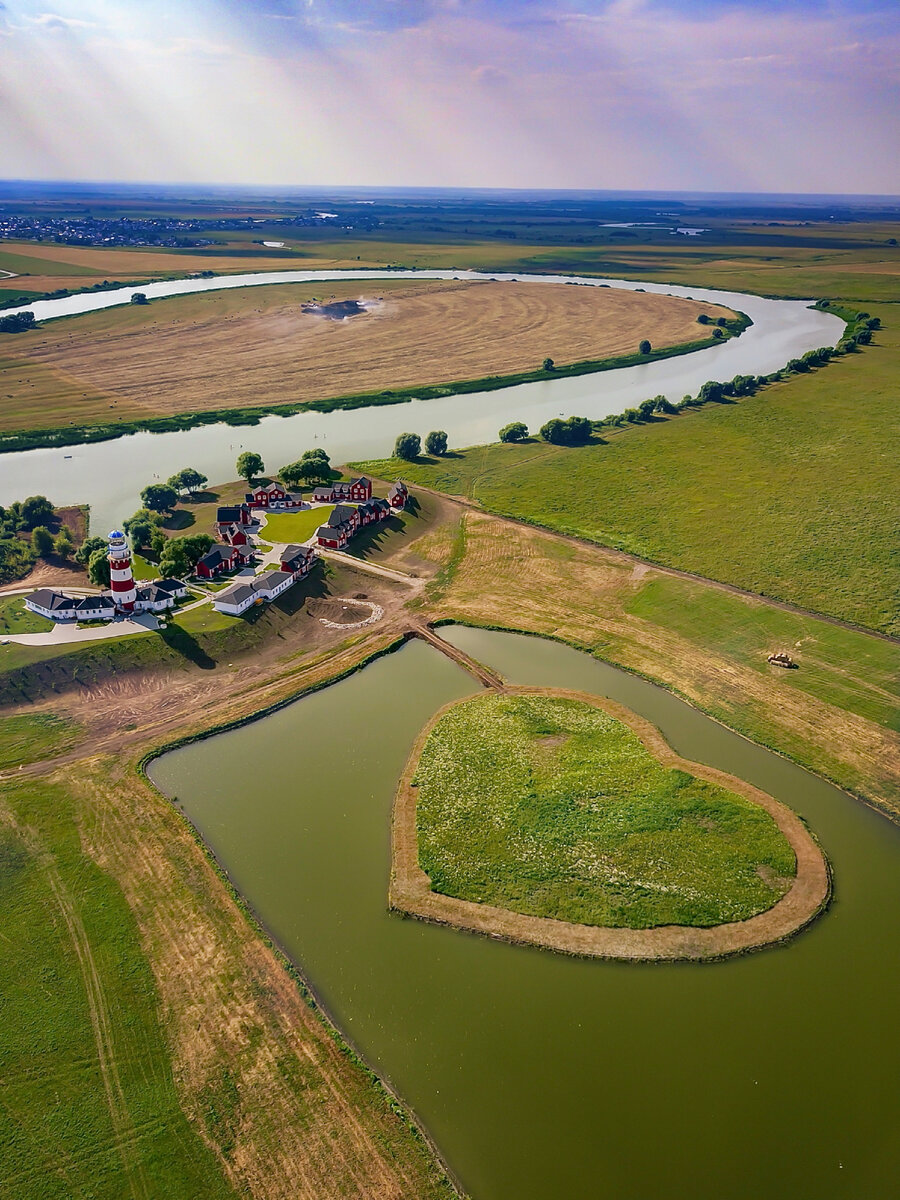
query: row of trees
[
  {"left": 0, "top": 311, "right": 37, "bottom": 334},
  {"left": 139, "top": 466, "right": 209, "bottom": 515},
  {"left": 394, "top": 431, "right": 448, "bottom": 461}
]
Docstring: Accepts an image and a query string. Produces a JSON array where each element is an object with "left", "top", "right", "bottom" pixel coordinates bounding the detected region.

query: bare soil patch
[
  {"left": 307, "top": 598, "right": 378, "bottom": 625},
  {"left": 391, "top": 686, "right": 830, "bottom": 961}
]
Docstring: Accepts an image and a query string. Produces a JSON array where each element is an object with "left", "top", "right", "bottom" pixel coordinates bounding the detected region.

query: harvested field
[{"left": 0, "top": 278, "right": 732, "bottom": 432}]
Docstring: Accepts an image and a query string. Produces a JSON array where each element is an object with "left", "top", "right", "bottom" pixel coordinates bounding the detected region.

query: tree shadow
[
  {"left": 163, "top": 509, "right": 195, "bottom": 531},
  {"left": 157, "top": 622, "right": 217, "bottom": 669}
]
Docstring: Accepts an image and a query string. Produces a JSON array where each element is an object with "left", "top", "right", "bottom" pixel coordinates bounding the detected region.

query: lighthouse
[{"left": 107, "top": 529, "right": 137, "bottom": 612}]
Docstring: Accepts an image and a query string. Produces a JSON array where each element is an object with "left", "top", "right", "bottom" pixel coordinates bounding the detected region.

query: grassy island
[{"left": 412, "top": 692, "right": 797, "bottom": 929}]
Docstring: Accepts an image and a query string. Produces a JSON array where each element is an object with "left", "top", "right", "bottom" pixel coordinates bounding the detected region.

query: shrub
[
  {"left": 696, "top": 314, "right": 710, "bottom": 324},
  {"left": 130, "top": 293, "right": 149, "bottom": 305},
  {"left": 21, "top": 495, "right": 55, "bottom": 530},
  {"left": 639, "top": 340, "right": 651, "bottom": 355},
  {"left": 30, "top": 526, "right": 54, "bottom": 557},
  {"left": 499, "top": 421, "right": 528, "bottom": 443},
  {"left": 542, "top": 357, "right": 555, "bottom": 372},
  {"left": 236, "top": 452, "right": 264, "bottom": 485}
]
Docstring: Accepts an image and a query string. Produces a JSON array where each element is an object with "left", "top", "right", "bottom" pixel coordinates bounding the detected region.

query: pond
[
  {"left": 148, "top": 627, "right": 900, "bottom": 1200},
  {"left": 0, "top": 270, "right": 842, "bottom": 532}
]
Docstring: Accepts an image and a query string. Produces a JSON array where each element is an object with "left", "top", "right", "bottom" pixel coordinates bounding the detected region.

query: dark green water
[{"left": 148, "top": 628, "right": 900, "bottom": 1200}]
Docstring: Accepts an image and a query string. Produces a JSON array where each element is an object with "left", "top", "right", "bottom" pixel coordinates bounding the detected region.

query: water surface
[
  {"left": 0, "top": 270, "right": 842, "bottom": 532},
  {"left": 149, "top": 629, "right": 900, "bottom": 1200}
]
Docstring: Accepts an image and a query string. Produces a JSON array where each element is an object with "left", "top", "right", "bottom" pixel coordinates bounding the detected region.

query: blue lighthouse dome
[{"left": 108, "top": 529, "right": 125, "bottom": 541}]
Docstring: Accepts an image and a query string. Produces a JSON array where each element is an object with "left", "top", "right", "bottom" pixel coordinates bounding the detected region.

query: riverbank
[{"left": 391, "top": 685, "right": 829, "bottom": 960}]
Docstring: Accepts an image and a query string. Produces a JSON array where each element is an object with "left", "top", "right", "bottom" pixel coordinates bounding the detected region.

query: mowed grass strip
[
  {"left": 0, "top": 711, "right": 81, "bottom": 769},
  {"left": 414, "top": 693, "right": 796, "bottom": 929},
  {"left": 0, "top": 778, "right": 237, "bottom": 1200},
  {"left": 361, "top": 300, "right": 900, "bottom": 634}
]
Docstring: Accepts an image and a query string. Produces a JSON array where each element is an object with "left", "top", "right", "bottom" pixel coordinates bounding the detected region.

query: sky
[{"left": 0, "top": 0, "right": 898, "bottom": 194}]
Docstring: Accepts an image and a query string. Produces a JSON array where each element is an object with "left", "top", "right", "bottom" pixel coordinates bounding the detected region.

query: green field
[
  {"left": 361, "top": 300, "right": 900, "bottom": 635},
  {"left": 262, "top": 506, "right": 333, "bottom": 544},
  {"left": 414, "top": 693, "right": 796, "bottom": 928},
  {"left": 0, "top": 776, "right": 237, "bottom": 1199}
]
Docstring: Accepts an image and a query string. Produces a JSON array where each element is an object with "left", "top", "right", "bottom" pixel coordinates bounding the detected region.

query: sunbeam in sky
[{"left": 1, "top": 1, "right": 898, "bottom": 191}]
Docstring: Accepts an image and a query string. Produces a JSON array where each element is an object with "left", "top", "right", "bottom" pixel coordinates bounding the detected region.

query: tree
[
  {"left": 0, "top": 311, "right": 37, "bottom": 334},
  {"left": 123, "top": 507, "right": 163, "bottom": 534},
  {"left": 236, "top": 452, "right": 264, "bottom": 486},
  {"left": 130, "top": 292, "right": 148, "bottom": 305},
  {"left": 394, "top": 432, "right": 421, "bottom": 461},
  {"left": 75, "top": 535, "right": 106, "bottom": 566},
  {"left": 623, "top": 408, "right": 640, "bottom": 423},
  {"left": 21, "top": 495, "right": 55, "bottom": 530},
  {"left": 499, "top": 421, "right": 528, "bottom": 443},
  {"left": 696, "top": 313, "right": 710, "bottom": 325},
  {"left": 302, "top": 448, "right": 330, "bottom": 467},
  {"left": 140, "top": 483, "right": 179, "bottom": 514},
  {"left": 88, "top": 546, "right": 111, "bottom": 588},
  {"left": 168, "top": 467, "right": 208, "bottom": 496},
  {"left": 712, "top": 328, "right": 725, "bottom": 339},
  {"left": 158, "top": 543, "right": 191, "bottom": 579},
  {"left": 637, "top": 398, "right": 657, "bottom": 420},
  {"left": 653, "top": 395, "right": 677, "bottom": 415},
  {"left": 639, "top": 340, "right": 652, "bottom": 355},
  {"left": 127, "top": 521, "right": 154, "bottom": 551},
  {"left": 281, "top": 449, "right": 331, "bottom": 487},
  {"left": 173, "top": 533, "right": 214, "bottom": 566},
  {"left": 424, "top": 430, "right": 448, "bottom": 456},
  {"left": 31, "top": 526, "right": 54, "bottom": 557},
  {"left": 539, "top": 416, "right": 593, "bottom": 446},
  {"left": 542, "top": 357, "right": 555, "bottom": 372},
  {"left": 53, "top": 527, "right": 74, "bottom": 559}
]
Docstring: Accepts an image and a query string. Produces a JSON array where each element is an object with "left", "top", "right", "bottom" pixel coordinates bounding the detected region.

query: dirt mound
[{"left": 307, "top": 598, "right": 376, "bottom": 625}]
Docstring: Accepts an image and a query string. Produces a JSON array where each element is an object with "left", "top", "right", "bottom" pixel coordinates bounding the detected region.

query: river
[
  {"left": 0, "top": 270, "right": 843, "bottom": 532},
  {"left": 148, "top": 627, "right": 900, "bottom": 1200}
]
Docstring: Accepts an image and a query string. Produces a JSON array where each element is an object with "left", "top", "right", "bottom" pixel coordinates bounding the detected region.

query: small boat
[{"left": 64, "top": 454, "right": 72, "bottom": 459}]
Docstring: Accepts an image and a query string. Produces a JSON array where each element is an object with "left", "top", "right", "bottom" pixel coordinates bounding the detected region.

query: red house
[
  {"left": 280, "top": 544, "right": 315, "bottom": 579},
  {"left": 218, "top": 522, "right": 250, "bottom": 547},
  {"left": 311, "top": 477, "right": 372, "bottom": 504},
  {"left": 246, "top": 481, "right": 304, "bottom": 509},
  {"left": 388, "top": 481, "right": 409, "bottom": 509},
  {"left": 195, "top": 544, "right": 239, "bottom": 578}
]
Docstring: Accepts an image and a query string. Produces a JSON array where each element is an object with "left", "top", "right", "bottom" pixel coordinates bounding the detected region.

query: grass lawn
[
  {"left": 172, "top": 603, "right": 240, "bottom": 633},
  {"left": 132, "top": 553, "right": 160, "bottom": 581},
  {"left": 0, "top": 712, "right": 82, "bottom": 769},
  {"left": 360, "top": 300, "right": 900, "bottom": 634},
  {"left": 0, "top": 595, "right": 53, "bottom": 634},
  {"left": 414, "top": 693, "right": 796, "bottom": 929},
  {"left": 0, "top": 777, "right": 238, "bottom": 1200},
  {"left": 262, "top": 506, "right": 333, "bottom": 544}
]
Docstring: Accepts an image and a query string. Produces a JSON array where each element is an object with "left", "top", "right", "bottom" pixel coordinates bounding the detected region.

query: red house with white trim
[
  {"left": 246, "top": 481, "right": 305, "bottom": 509},
  {"left": 195, "top": 544, "right": 240, "bottom": 579},
  {"left": 388, "top": 481, "right": 409, "bottom": 509}
]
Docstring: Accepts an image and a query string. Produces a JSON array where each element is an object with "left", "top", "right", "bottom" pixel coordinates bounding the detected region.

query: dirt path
[
  {"left": 391, "top": 686, "right": 831, "bottom": 962},
  {"left": 407, "top": 624, "right": 505, "bottom": 690}
]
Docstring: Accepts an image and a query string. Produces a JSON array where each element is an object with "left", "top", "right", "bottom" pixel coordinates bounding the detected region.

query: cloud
[{"left": 26, "top": 12, "right": 98, "bottom": 30}]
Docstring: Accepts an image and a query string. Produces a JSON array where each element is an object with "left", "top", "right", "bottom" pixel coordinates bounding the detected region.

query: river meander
[
  {"left": 148, "top": 627, "right": 900, "bottom": 1200},
  {"left": 0, "top": 270, "right": 843, "bottom": 532}
]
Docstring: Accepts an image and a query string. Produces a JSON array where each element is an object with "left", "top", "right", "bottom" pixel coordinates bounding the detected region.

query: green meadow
[{"left": 414, "top": 693, "right": 795, "bottom": 929}]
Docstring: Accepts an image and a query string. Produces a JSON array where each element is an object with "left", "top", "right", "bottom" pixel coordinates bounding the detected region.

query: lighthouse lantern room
[{"left": 107, "top": 529, "right": 137, "bottom": 612}]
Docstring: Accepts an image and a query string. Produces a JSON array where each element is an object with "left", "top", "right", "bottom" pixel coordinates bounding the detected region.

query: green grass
[
  {"left": 0, "top": 712, "right": 82, "bottom": 769},
  {"left": 172, "top": 603, "right": 240, "bottom": 633},
  {"left": 0, "top": 777, "right": 238, "bottom": 1199},
  {"left": 414, "top": 693, "right": 796, "bottom": 928},
  {"left": 262, "top": 506, "right": 333, "bottom": 543},
  {"left": 624, "top": 577, "right": 900, "bottom": 732},
  {"left": 132, "top": 553, "right": 160, "bottom": 581},
  {"left": 360, "top": 300, "right": 900, "bottom": 634},
  {"left": 0, "top": 595, "right": 53, "bottom": 635}
]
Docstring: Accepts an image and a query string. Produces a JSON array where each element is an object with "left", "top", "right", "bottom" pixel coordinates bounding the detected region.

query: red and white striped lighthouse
[{"left": 107, "top": 529, "right": 137, "bottom": 612}]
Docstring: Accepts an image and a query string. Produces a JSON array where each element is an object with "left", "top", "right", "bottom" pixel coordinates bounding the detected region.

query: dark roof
[
  {"left": 281, "top": 544, "right": 312, "bottom": 566},
  {"left": 329, "top": 503, "right": 358, "bottom": 526},
  {"left": 216, "top": 581, "right": 258, "bottom": 606},
  {"left": 198, "top": 545, "right": 235, "bottom": 569},
  {"left": 388, "top": 480, "right": 408, "bottom": 495},
  {"left": 353, "top": 476, "right": 371, "bottom": 487},
  {"left": 316, "top": 524, "right": 348, "bottom": 541},
  {"left": 137, "top": 584, "right": 173, "bottom": 603},
  {"left": 28, "top": 588, "right": 74, "bottom": 611},
  {"left": 216, "top": 505, "right": 245, "bottom": 522},
  {"left": 156, "top": 577, "right": 186, "bottom": 593},
  {"left": 75, "top": 594, "right": 115, "bottom": 611},
  {"left": 372, "top": 497, "right": 390, "bottom": 512},
  {"left": 258, "top": 570, "right": 293, "bottom": 591}
]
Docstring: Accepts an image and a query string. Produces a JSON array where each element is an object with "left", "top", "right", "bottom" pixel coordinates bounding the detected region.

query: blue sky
[{"left": 1, "top": 0, "right": 897, "bottom": 191}]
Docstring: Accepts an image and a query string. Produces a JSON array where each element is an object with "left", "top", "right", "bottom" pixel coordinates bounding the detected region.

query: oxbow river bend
[
  {"left": 0, "top": 269, "right": 843, "bottom": 532},
  {"left": 149, "top": 628, "right": 900, "bottom": 1200}
]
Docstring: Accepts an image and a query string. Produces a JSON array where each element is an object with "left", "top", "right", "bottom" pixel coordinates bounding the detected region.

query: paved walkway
[{"left": 2, "top": 611, "right": 160, "bottom": 646}]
